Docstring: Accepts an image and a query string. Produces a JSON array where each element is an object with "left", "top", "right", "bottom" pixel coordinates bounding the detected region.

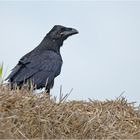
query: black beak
[{"left": 62, "top": 28, "right": 79, "bottom": 36}]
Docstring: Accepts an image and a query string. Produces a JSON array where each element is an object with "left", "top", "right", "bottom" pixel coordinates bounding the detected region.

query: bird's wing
[
  {"left": 5, "top": 51, "right": 33, "bottom": 81},
  {"left": 7, "top": 50, "right": 62, "bottom": 84},
  {"left": 28, "top": 58, "right": 62, "bottom": 89}
]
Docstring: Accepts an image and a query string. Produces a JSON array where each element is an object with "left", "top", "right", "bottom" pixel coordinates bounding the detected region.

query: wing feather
[{"left": 7, "top": 50, "right": 62, "bottom": 88}]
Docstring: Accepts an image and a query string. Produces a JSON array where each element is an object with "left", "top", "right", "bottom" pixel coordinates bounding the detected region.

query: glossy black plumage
[{"left": 6, "top": 25, "right": 78, "bottom": 93}]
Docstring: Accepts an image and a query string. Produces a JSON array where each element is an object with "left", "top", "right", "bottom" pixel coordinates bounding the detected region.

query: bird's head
[{"left": 48, "top": 25, "right": 79, "bottom": 41}]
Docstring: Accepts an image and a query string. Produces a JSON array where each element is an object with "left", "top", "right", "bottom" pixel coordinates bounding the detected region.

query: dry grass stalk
[{"left": 0, "top": 85, "right": 140, "bottom": 139}]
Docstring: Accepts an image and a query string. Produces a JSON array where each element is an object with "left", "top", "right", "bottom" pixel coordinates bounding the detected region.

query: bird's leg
[
  {"left": 44, "top": 87, "right": 50, "bottom": 96},
  {"left": 46, "top": 89, "right": 50, "bottom": 95},
  {"left": 44, "top": 88, "right": 50, "bottom": 100}
]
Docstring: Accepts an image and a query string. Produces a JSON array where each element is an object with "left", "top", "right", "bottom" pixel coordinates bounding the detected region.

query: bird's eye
[{"left": 61, "top": 28, "right": 65, "bottom": 32}]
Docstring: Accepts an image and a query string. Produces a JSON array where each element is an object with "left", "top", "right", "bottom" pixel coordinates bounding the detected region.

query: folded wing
[{"left": 6, "top": 50, "right": 62, "bottom": 89}]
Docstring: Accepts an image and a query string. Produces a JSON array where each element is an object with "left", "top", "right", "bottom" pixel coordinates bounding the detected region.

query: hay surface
[{"left": 0, "top": 85, "right": 140, "bottom": 139}]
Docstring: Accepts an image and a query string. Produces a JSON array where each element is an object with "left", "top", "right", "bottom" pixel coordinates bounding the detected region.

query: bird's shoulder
[{"left": 19, "top": 49, "right": 62, "bottom": 66}]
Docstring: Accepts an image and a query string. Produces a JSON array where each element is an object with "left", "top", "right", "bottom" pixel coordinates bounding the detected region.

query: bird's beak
[{"left": 61, "top": 28, "right": 79, "bottom": 37}]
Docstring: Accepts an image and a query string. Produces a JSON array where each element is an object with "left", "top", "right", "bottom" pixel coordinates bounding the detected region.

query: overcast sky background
[{"left": 0, "top": 1, "right": 140, "bottom": 103}]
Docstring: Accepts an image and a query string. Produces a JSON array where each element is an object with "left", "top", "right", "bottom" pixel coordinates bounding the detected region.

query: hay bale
[{"left": 0, "top": 85, "right": 140, "bottom": 139}]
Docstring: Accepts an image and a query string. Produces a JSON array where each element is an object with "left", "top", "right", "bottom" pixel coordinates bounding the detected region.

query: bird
[{"left": 6, "top": 25, "right": 78, "bottom": 94}]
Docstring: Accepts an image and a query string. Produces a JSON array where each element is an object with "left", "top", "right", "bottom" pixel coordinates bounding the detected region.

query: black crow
[{"left": 6, "top": 25, "right": 78, "bottom": 93}]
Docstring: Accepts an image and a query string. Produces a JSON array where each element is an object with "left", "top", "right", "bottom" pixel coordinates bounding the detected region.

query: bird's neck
[{"left": 40, "top": 37, "right": 63, "bottom": 53}]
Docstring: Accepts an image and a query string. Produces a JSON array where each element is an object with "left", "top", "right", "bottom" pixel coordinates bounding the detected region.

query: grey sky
[{"left": 0, "top": 1, "right": 140, "bottom": 103}]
